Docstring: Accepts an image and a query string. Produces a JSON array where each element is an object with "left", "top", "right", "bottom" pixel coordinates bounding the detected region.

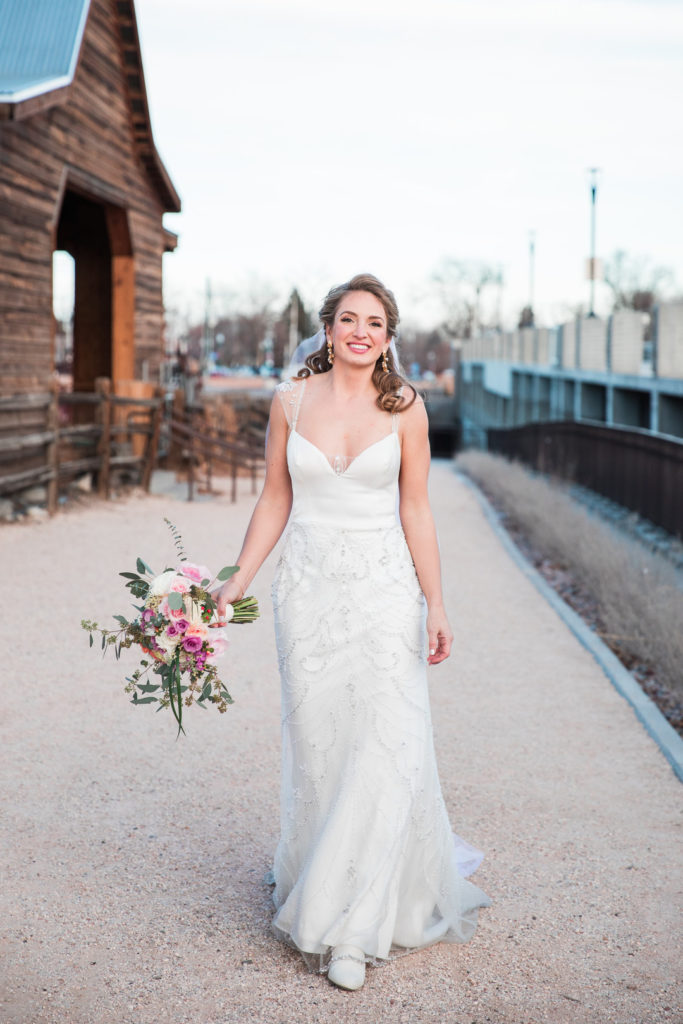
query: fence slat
[
  {"left": 46, "top": 382, "right": 59, "bottom": 515},
  {"left": 96, "top": 378, "right": 111, "bottom": 499}
]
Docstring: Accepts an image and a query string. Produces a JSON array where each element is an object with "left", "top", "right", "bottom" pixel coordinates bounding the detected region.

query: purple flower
[
  {"left": 174, "top": 618, "right": 189, "bottom": 633},
  {"left": 166, "top": 624, "right": 180, "bottom": 637},
  {"left": 141, "top": 608, "right": 155, "bottom": 623},
  {"left": 182, "top": 635, "right": 203, "bottom": 654}
]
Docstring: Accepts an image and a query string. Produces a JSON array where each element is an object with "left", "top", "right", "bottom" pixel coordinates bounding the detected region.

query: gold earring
[
  {"left": 326, "top": 337, "right": 334, "bottom": 364},
  {"left": 381, "top": 350, "right": 389, "bottom": 373}
]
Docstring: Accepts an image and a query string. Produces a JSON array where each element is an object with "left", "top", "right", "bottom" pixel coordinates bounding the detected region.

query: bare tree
[
  {"left": 431, "top": 259, "right": 500, "bottom": 337},
  {"left": 603, "top": 250, "right": 676, "bottom": 314}
]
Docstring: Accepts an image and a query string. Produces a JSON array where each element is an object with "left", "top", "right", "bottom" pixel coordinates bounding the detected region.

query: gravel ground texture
[{"left": 1, "top": 462, "right": 681, "bottom": 1024}]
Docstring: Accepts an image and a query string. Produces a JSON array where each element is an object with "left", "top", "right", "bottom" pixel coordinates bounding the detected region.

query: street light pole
[
  {"left": 587, "top": 167, "right": 600, "bottom": 317},
  {"left": 528, "top": 230, "right": 536, "bottom": 323}
]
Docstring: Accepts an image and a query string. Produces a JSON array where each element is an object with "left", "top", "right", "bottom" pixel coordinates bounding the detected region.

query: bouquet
[{"left": 82, "top": 519, "right": 258, "bottom": 735}]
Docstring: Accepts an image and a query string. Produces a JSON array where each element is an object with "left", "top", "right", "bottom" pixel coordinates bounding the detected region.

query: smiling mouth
[{"left": 348, "top": 343, "right": 370, "bottom": 352}]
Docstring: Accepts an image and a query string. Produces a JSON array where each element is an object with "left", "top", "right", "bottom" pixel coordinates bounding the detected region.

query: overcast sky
[{"left": 131, "top": 0, "right": 682, "bottom": 331}]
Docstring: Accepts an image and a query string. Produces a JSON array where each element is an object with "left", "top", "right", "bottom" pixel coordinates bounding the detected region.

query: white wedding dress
[{"left": 270, "top": 377, "right": 490, "bottom": 972}]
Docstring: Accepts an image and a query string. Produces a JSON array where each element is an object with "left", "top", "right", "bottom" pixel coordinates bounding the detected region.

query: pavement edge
[{"left": 455, "top": 469, "right": 683, "bottom": 783}]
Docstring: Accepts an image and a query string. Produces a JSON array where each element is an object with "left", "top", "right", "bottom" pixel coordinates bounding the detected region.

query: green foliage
[
  {"left": 217, "top": 566, "right": 239, "bottom": 581},
  {"left": 164, "top": 517, "right": 187, "bottom": 562}
]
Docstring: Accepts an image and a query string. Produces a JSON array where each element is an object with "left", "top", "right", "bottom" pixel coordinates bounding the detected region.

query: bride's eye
[{"left": 340, "top": 316, "right": 353, "bottom": 323}]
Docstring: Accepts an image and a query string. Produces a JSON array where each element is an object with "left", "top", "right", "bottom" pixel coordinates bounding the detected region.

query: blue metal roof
[{"left": 0, "top": 0, "right": 90, "bottom": 102}]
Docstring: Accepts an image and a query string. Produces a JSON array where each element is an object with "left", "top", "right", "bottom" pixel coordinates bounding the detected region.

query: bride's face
[{"left": 327, "top": 290, "right": 389, "bottom": 369}]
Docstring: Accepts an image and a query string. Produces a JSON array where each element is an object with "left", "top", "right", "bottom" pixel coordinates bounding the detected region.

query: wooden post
[
  {"left": 96, "top": 377, "right": 111, "bottom": 498},
  {"left": 46, "top": 381, "right": 60, "bottom": 515},
  {"left": 206, "top": 418, "right": 214, "bottom": 495},
  {"left": 141, "top": 386, "right": 164, "bottom": 492},
  {"left": 187, "top": 408, "right": 195, "bottom": 502}
]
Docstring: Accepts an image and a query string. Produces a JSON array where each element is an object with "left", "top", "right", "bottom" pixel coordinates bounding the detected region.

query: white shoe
[{"left": 328, "top": 945, "right": 366, "bottom": 991}]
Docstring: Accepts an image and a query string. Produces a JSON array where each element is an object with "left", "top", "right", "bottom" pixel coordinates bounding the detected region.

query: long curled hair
[{"left": 296, "top": 273, "right": 416, "bottom": 414}]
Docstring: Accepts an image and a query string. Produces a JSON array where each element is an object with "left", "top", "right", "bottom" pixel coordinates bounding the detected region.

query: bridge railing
[{"left": 487, "top": 420, "right": 683, "bottom": 538}]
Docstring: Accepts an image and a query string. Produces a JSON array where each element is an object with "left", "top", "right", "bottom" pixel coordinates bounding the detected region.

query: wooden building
[{"left": 0, "top": 0, "right": 180, "bottom": 397}]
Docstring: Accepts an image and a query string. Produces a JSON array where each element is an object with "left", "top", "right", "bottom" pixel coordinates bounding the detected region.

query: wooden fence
[
  {"left": 0, "top": 380, "right": 268, "bottom": 515},
  {"left": 166, "top": 404, "right": 265, "bottom": 502},
  {"left": 487, "top": 420, "right": 683, "bottom": 538},
  {"left": 0, "top": 378, "right": 164, "bottom": 513}
]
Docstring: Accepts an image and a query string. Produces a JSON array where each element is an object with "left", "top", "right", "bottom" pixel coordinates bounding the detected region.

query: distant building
[{"left": 0, "top": 0, "right": 181, "bottom": 396}]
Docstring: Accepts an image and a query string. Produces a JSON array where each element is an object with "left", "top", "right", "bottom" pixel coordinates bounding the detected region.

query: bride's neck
[{"left": 324, "top": 365, "right": 376, "bottom": 401}]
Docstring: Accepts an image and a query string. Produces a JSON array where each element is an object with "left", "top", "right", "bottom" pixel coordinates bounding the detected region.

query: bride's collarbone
[
  {"left": 298, "top": 410, "right": 393, "bottom": 455},
  {"left": 298, "top": 376, "right": 394, "bottom": 455}
]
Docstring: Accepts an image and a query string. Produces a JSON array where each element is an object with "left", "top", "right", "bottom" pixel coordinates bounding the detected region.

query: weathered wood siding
[{"left": 0, "top": 0, "right": 174, "bottom": 397}]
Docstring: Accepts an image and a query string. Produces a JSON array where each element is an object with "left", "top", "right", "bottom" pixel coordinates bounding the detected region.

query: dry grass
[{"left": 457, "top": 450, "right": 683, "bottom": 697}]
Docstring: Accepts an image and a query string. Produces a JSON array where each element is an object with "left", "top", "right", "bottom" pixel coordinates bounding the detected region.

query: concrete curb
[{"left": 456, "top": 469, "right": 683, "bottom": 783}]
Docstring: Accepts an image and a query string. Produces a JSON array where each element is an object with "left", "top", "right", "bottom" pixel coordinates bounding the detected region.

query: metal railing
[{"left": 486, "top": 420, "right": 683, "bottom": 538}]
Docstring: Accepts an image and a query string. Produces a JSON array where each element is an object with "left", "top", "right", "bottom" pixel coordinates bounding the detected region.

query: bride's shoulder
[
  {"left": 396, "top": 386, "right": 427, "bottom": 435},
  {"left": 275, "top": 376, "right": 304, "bottom": 394},
  {"left": 397, "top": 384, "right": 425, "bottom": 416}
]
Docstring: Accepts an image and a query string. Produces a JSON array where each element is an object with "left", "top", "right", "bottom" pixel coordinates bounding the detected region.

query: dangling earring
[
  {"left": 326, "top": 337, "right": 335, "bottom": 365},
  {"left": 381, "top": 350, "right": 389, "bottom": 373}
]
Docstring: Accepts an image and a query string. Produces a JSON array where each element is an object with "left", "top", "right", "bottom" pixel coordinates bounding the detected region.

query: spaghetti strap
[{"left": 292, "top": 376, "right": 306, "bottom": 431}]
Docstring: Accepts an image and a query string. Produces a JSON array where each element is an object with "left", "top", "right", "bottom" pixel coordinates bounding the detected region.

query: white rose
[
  {"left": 221, "top": 604, "right": 234, "bottom": 623},
  {"left": 149, "top": 569, "right": 178, "bottom": 597},
  {"left": 154, "top": 631, "right": 181, "bottom": 657}
]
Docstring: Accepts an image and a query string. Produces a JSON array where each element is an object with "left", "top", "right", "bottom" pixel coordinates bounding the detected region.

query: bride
[{"left": 216, "top": 273, "right": 490, "bottom": 991}]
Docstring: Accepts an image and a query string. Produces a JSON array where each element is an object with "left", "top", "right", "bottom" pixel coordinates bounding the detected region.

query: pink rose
[
  {"left": 185, "top": 622, "right": 208, "bottom": 642},
  {"left": 177, "top": 562, "right": 212, "bottom": 585},
  {"left": 207, "top": 635, "right": 229, "bottom": 661},
  {"left": 169, "top": 578, "right": 190, "bottom": 594},
  {"left": 182, "top": 634, "right": 203, "bottom": 654},
  {"left": 158, "top": 596, "right": 188, "bottom": 620}
]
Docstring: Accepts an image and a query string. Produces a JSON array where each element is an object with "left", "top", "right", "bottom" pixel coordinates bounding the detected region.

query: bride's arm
[
  {"left": 215, "top": 394, "right": 292, "bottom": 616},
  {"left": 398, "top": 397, "right": 453, "bottom": 665}
]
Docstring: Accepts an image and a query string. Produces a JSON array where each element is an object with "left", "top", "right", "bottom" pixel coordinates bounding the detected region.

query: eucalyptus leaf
[
  {"left": 113, "top": 615, "right": 128, "bottom": 625},
  {"left": 89, "top": 634, "right": 93, "bottom": 648},
  {"left": 120, "top": 572, "right": 141, "bottom": 580},
  {"left": 217, "top": 565, "right": 239, "bottom": 581},
  {"left": 132, "top": 696, "right": 158, "bottom": 705},
  {"left": 167, "top": 591, "right": 184, "bottom": 611}
]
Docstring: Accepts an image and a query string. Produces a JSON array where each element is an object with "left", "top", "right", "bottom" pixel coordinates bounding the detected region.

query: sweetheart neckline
[{"left": 289, "top": 428, "right": 397, "bottom": 475}]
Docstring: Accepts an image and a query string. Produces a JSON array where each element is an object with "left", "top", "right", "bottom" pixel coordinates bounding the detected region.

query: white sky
[{"left": 133, "top": 0, "right": 683, "bottom": 330}]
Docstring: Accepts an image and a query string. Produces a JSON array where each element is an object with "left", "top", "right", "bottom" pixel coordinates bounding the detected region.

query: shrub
[{"left": 457, "top": 451, "right": 683, "bottom": 696}]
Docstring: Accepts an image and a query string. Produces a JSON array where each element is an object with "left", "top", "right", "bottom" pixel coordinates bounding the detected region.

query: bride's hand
[
  {"left": 426, "top": 606, "right": 453, "bottom": 665},
  {"left": 212, "top": 576, "right": 245, "bottom": 623}
]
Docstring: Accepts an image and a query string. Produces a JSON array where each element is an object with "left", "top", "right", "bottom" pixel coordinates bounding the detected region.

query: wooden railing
[
  {"left": 0, "top": 378, "right": 164, "bottom": 514},
  {"left": 166, "top": 405, "right": 265, "bottom": 502},
  {"left": 0, "top": 382, "right": 268, "bottom": 514}
]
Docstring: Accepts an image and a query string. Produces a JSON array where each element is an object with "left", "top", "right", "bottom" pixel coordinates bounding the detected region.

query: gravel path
[{"left": 1, "top": 463, "right": 680, "bottom": 1024}]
